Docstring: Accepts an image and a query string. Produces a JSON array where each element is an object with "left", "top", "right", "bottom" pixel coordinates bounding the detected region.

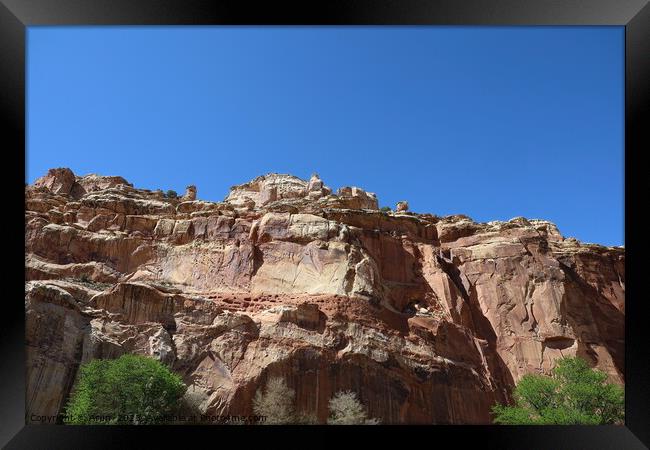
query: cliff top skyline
[{"left": 26, "top": 26, "right": 624, "bottom": 245}]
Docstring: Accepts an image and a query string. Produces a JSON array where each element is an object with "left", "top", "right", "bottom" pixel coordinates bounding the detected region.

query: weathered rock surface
[
  {"left": 182, "top": 185, "right": 197, "bottom": 202},
  {"left": 396, "top": 201, "right": 409, "bottom": 213},
  {"left": 25, "top": 169, "right": 624, "bottom": 424}
]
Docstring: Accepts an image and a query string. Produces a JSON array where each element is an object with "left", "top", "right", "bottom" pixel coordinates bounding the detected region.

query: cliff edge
[{"left": 25, "top": 168, "right": 624, "bottom": 424}]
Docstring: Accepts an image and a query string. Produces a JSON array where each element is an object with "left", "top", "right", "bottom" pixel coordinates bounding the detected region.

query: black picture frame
[{"left": 1, "top": 1, "right": 648, "bottom": 448}]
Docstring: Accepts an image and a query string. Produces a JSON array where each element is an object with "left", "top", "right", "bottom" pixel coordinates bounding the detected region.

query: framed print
[{"left": 1, "top": 0, "right": 648, "bottom": 448}]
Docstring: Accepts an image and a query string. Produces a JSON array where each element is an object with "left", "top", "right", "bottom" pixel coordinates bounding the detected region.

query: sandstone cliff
[{"left": 25, "top": 168, "right": 624, "bottom": 424}]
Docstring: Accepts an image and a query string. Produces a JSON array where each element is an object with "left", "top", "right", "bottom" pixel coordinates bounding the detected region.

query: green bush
[
  {"left": 492, "top": 356, "right": 624, "bottom": 425},
  {"left": 165, "top": 190, "right": 178, "bottom": 199},
  {"left": 380, "top": 206, "right": 392, "bottom": 213},
  {"left": 64, "top": 354, "right": 186, "bottom": 425}
]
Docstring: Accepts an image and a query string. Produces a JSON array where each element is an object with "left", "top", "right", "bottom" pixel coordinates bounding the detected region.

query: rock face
[
  {"left": 182, "top": 185, "right": 197, "bottom": 201},
  {"left": 25, "top": 169, "right": 625, "bottom": 424},
  {"left": 33, "top": 168, "right": 132, "bottom": 200},
  {"left": 225, "top": 173, "right": 311, "bottom": 207},
  {"left": 396, "top": 201, "right": 409, "bottom": 213}
]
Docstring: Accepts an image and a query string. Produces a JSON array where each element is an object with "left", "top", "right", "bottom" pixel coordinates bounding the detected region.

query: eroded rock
[{"left": 24, "top": 169, "right": 625, "bottom": 424}]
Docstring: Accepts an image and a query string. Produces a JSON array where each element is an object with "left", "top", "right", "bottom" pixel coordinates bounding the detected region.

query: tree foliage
[
  {"left": 328, "top": 390, "right": 380, "bottom": 425},
  {"left": 64, "top": 354, "right": 186, "bottom": 425},
  {"left": 252, "top": 377, "right": 296, "bottom": 424},
  {"left": 492, "top": 357, "right": 624, "bottom": 425}
]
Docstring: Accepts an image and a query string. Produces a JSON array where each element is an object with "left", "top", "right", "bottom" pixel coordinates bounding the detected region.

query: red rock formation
[{"left": 24, "top": 169, "right": 624, "bottom": 424}]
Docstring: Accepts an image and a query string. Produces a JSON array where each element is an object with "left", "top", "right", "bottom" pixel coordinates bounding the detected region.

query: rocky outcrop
[
  {"left": 396, "top": 201, "right": 409, "bottom": 213},
  {"left": 225, "top": 173, "right": 310, "bottom": 207},
  {"left": 33, "top": 168, "right": 79, "bottom": 196},
  {"left": 224, "top": 173, "right": 378, "bottom": 212},
  {"left": 25, "top": 169, "right": 624, "bottom": 424},
  {"left": 336, "top": 186, "right": 378, "bottom": 210},
  {"left": 33, "top": 168, "right": 131, "bottom": 200},
  {"left": 76, "top": 173, "right": 131, "bottom": 193},
  {"left": 182, "top": 185, "right": 197, "bottom": 202}
]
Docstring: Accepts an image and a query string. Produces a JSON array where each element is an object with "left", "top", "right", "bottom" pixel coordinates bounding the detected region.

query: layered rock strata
[{"left": 25, "top": 168, "right": 624, "bottom": 424}]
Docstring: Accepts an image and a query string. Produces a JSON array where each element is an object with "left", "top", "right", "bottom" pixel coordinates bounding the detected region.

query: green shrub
[
  {"left": 492, "top": 356, "right": 624, "bottom": 425},
  {"left": 380, "top": 206, "right": 392, "bottom": 213},
  {"left": 165, "top": 190, "right": 178, "bottom": 199},
  {"left": 64, "top": 354, "right": 186, "bottom": 425}
]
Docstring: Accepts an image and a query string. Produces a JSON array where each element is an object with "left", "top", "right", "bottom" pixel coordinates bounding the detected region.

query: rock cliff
[{"left": 25, "top": 168, "right": 624, "bottom": 424}]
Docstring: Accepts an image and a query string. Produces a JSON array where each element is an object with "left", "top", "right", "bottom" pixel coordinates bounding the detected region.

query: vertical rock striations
[{"left": 24, "top": 169, "right": 624, "bottom": 424}]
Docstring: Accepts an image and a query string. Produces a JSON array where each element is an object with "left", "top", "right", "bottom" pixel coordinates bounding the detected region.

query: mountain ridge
[{"left": 25, "top": 167, "right": 625, "bottom": 424}]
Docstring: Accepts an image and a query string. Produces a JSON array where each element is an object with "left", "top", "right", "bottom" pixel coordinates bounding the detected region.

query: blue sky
[{"left": 27, "top": 26, "right": 624, "bottom": 246}]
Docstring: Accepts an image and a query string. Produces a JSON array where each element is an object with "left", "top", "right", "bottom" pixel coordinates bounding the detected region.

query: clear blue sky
[{"left": 27, "top": 26, "right": 624, "bottom": 246}]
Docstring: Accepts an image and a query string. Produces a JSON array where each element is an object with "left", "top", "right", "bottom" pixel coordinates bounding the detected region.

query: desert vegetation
[
  {"left": 328, "top": 390, "right": 380, "bottom": 425},
  {"left": 492, "top": 356, "right": 624, "bottom": 425},
  {"left": 64, "top": 354, "right": 186, "bottom": 425},
  {"left": 252, "top": 377, "right": 296, "bottom": 424},
  {"left": 252, "top": 377, "right": 379, "bottom": 425}
]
